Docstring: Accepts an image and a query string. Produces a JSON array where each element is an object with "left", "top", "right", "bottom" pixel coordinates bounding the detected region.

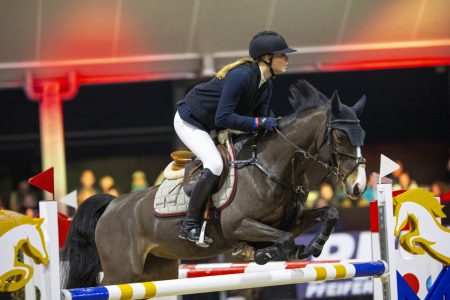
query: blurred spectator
[
  {"left": 0, "top": 197, "right": 5, "bottom": 210},
  {"left": 22, "top": 193, "right": 38, "bottom": 217},
  {"left": 430, "top": 181, "right": 450, "bottom": 197},
  {"left": 130, "top": 170, "right": 148, "bottom": 192},
  {"left": 9, "top": 180, "right": 38, "bottom": 212},
  {"left": 77, "top": 169, "right": 98, "bottom": 205},
  {"left": 313, "top": 182, "right": 337, "bottom": 208},
  {"left": 393, "top": 172, "right": 418, "bottom": 191},
  {"left": 99, "top": 175, "right": 120, "bottom": 197}
]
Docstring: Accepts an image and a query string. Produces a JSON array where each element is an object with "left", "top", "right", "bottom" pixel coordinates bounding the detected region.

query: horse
[
  {"left": 393, "top": 188, "right": 450, "bottom": 265},
  {"left": 63, "top": 80, "right": 368, "bottom": 288},
  {"left": 0, "top": 210, "right": 49, "bottom": 292}
]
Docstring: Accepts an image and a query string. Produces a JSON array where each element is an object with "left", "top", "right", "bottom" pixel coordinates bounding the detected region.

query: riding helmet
[{"left": 249, "top": 31, "right": 297, "bottom": 59}]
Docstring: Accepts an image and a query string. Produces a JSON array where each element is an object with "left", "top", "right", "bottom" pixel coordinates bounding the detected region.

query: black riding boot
[{"left": 179, "top": 168, "right": 219, "bottom": 245}]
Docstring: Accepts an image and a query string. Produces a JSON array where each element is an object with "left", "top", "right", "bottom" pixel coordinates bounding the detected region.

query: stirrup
[{"left": 179, "top": 223, "right": 213, "bottom": 247}]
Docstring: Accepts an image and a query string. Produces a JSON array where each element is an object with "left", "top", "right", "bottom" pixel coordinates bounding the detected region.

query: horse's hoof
[
  {"left": 254, "top": 250, "right": 272, "bottom": 265},
  {"left": 254, "top": 246, "right": 282, "bottom": 265},
  {"left": 312, "top": 248, "right": 322, "bottom": 258}
]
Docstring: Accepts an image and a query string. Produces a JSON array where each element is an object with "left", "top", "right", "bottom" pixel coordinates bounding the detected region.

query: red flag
[{"left": 28, "top": 167, "right": 54, "bottom": 194}]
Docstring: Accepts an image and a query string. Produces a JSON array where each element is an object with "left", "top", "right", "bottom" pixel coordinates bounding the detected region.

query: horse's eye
[{"left": 337, "top": 135, "right": 345, "bottom": 142}]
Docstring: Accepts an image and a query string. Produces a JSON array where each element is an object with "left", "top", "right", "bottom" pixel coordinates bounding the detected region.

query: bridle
[
  {"left": 326, "top": 119, "right": 366, "bottom": 182},
  {"left": 230, "top": 114, "right": 366, "bottom": 196}
]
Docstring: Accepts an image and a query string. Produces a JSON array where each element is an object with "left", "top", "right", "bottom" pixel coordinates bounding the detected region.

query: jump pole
[
  {"left": 61, "top": 261, "right": 388, "bottom": 300},
  {"left": 179, "top": 260, "right": 352, "bottom": 278}
]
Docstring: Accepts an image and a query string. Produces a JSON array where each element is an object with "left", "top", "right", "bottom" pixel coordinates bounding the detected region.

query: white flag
[
  {"left": 379, "top": 154, "right": 400, "bottom": 184},
  {"left": 60, "top": 190, "right": 78, "bottom": 209}
]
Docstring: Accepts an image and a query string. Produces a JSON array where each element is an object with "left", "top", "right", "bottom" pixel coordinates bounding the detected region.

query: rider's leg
[
  {"left": 174, "top": 112, "right": 222, "bottom": 243},
  {"left": 179, "top": 168, "right": 219, "bottom": 243}
]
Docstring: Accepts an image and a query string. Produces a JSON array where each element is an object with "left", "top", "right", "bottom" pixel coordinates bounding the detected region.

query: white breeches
[{"left": 174, "top": 112, "right": 223, "bottom": 176}]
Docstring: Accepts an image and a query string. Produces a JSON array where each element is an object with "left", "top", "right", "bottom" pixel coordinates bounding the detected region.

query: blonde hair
[{"left": 215, "top": 58, "right": 254, "bottom": 79}]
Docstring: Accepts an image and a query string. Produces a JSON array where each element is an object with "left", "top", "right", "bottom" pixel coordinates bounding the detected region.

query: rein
[{"left": 229, "top": 117, "right": 366, "bottom": 195}]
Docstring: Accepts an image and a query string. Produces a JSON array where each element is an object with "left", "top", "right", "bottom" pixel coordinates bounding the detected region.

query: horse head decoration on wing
[
  {"left": 393, "top": 188, "right": 450, "bottom": 265},
  {"left": 0, "top": 210, "right": 49, "bottom": 292}
]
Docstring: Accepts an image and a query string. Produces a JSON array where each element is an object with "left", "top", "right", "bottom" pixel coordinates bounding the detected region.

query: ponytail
[{"left": 215, "top": 58, "right": 254, "bottom": 79}]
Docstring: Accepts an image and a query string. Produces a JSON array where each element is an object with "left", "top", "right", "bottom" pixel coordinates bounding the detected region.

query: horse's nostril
[{"left": 353, "top": 184, "right": 360, "bottom": 196}]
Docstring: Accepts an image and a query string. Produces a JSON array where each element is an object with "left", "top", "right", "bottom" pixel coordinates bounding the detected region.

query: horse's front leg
[
  {"left": 288, "top": 206, "right": 339, "bottom": 260},
  {"left": 226, "top": 217, "right": 295, "bottom": 265}
]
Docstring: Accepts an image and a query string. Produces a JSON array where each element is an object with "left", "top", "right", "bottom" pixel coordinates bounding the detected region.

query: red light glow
[{"left": 320, "top": 57, "right": 450, "bottom": 72}]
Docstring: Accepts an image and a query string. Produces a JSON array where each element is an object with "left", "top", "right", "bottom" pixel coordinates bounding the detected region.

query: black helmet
[{"left": 249, "top": 31, "right": 297, "bottom": 59}]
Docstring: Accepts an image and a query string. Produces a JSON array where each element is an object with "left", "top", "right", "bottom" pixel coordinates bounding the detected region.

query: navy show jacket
[{"left": 176, "top": 62, "right": 273, "bottom": 132}]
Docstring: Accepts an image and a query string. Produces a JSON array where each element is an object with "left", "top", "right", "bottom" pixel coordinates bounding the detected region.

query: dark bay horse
[{"left": 63, "top": 80, "right": 367, "bottom": 288}]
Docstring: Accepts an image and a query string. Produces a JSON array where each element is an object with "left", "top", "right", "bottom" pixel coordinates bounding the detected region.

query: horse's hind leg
[
  {"left": 140, "top": 254, "right": 179, "bottom": 281},
  {"left": 289, "top": 206, "right": 339, "bottom": 260},
  {"left": 97, "top": 224, "right": 148, "bottom": 285},
  {"left": 99, "top": 246, "right": 147, "bottom": 285}
]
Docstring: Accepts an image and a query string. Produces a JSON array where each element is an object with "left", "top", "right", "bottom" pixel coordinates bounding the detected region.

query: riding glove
[{"left": 258, "top": 117, "right": 279, "bottom": 132}]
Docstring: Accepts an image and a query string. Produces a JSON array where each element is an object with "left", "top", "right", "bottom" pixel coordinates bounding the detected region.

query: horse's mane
[
  {"left": 232, "top": 80, "right": 330, "bottom": 146},
  {"left": 0, "top": 210, "right": 40, "bottom": 235},
  {"left": 394, "top": 188, "right": 446, "bottom": 218},
  {"left": 288, "top": 80, "right": 330, "bottom": 113}
]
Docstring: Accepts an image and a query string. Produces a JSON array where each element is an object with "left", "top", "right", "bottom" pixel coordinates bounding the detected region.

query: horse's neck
[{"left": 258, "top": 108, "right": 328, "bottom": 178}]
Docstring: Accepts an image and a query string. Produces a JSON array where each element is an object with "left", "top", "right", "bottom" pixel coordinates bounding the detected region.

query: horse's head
[
  {"left": 393, "top": 200, "right": 409, "bottom": 236},
  {"left": 288, "top": 80, "right": 367, "bottom": 199},
  {"left": 326, "top": 90, "right": 367, "bottom": 198}
]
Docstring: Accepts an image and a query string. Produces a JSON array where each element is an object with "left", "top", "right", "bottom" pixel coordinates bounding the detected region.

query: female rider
[{"left": 174, "top": 31, "right": 296, "bottom": 245}]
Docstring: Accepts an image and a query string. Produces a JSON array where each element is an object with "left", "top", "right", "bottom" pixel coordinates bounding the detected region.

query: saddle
[{"left": 166, "top": 145, "right": 231, "bottom": 196}]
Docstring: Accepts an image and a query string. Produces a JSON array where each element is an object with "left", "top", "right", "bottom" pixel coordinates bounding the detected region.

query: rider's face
[{"left": 271, "top": 53, "right": 289, "bottom": 75}]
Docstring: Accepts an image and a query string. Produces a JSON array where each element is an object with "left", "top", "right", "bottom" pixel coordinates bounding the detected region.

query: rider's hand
[{"left": 258, "top": 117, "right": 279, "bottom": 132}]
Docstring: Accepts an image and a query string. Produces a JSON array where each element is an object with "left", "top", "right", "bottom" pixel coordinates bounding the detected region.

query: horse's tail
[{"left": 62, "top": 193, "right": 115, "bottom": 289}]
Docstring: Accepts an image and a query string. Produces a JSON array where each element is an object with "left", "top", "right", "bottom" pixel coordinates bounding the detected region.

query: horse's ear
[
  {"left": 331, "top": 90, "right": 342, "bottom": 115},
  {"left": 351, "top": 95, "right": 366, "bottom": 117}
]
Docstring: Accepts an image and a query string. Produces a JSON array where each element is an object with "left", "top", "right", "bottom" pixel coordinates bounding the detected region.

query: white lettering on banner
[
  {"left": 352, "top": 279, "right": 363, "bottom": 294},
  {"left": 336, "top": 280, "right": 352, "bottom": 295},
  {"left": 305, "top": 280, "right": 373, "bottom": 297},
  {"left": 327, "top": 282, "right": 337, "bottom": 295},
  {"left": 362, "top": 278, "right": 373, "bottom": 294},
  {"left": 305, "top": 283, "right": 326, "bottom": 297},
  {"left": 355, "top": 231, "right": 373, "bottom": 260}
]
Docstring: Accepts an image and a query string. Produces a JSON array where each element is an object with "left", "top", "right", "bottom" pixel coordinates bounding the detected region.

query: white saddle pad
[{"left": 153, "top": 138, "right": 236, "bottom": 217}]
